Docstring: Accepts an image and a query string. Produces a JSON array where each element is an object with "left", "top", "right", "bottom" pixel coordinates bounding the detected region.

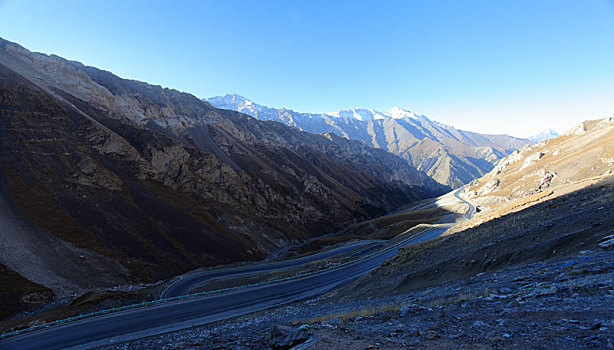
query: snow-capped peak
[
  {"left": 206, "top": 94, "right": 251, "bottom": 109},
  {"left": 528, "top": 129, "right": 559, "bottom": 142},
  {"left": 386, "top": 106, "right": 416, "bottom": 119},
  {"left": 205, "top": 94, "right": 293, "bottom": 123},
  {"left": 327, "top": 108, "right": 388, "bottom": 121},
  {"left": 206, "top": 94, "right": 430, "bottom": 123},
  {"left": 326, "top": 106, "right": 428, "bottom": 121},
  {"left": 386, "top": 107, "right": 421, "bottom": 120}
]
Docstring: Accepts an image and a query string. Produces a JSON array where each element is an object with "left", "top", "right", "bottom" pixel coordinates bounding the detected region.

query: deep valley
[{"left": 0, "top": 29, "right": 612, "bottom": 350}]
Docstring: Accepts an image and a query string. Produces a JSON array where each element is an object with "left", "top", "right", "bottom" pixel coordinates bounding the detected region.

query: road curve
[
  {"left": 0, "top": 226, "right": 449, "bottom": 350},
  {"left": 454, "top": 188, "right": 476, "bottom": 220},
  {"left": 160, "top": 240, "right": 382, "bottom": 298}
]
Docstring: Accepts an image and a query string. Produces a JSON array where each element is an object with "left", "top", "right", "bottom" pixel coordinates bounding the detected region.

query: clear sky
[{"left": 1, "top": 0, "right": 613, "bottom": 137}]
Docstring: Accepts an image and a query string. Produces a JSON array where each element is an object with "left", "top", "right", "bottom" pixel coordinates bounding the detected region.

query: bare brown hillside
[
  {"left": 342, "top": 116, "right": 614, "bottom": 298},
  {"left": 453, "top": 116, "right": 614, "bottom": 233}
]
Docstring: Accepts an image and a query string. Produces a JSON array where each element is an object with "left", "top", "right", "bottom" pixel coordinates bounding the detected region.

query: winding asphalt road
[
  {"left": 0, "top": 193, "right": 475, "bottom": 350},
  {"left": 160, "top": 239, "right": 383, "bottom": 298},
  {"left": 454, "top": 188, "right": 476, "bottom": 220}
]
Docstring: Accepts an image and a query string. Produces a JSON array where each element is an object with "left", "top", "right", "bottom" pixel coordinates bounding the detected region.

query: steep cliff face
[
  {"left": 207, "top": 94, "right": 531, "bottom": 188},
  {"left": 0, "top": 38, "right": 447, "bottom": 293}
]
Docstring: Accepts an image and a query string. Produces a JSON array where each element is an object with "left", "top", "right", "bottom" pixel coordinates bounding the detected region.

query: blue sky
[{"left": 1, "top": 0, "right": 613, "bottom": 137}]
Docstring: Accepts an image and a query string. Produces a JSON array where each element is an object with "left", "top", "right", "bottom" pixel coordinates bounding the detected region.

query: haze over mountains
[
  {"left": 0, "top": 37, "right": 446, "bottom": 306},
  {"left": 206, "top": 94, "right": 531, "bottom": 188},
  {"left": 528, "top": 128, "right": 559, "bottom": 142}
]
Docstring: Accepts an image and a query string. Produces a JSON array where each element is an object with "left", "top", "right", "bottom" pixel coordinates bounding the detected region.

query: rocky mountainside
[
  {"left": 100, "top": 128, "right": 614, "bottom": 349},
  {"left": 206, "top": 94, "right": 531, "bottom": 188},
  {"left": 81, "top": 117, "right": 614, "bottom": 349},
  {"left": 0, "top": 37, "right": 446, "bottom": 301},
  {"left": 462, "top": 115, "right": 614, "bottom": 210},
  {"left": 97, "top": 131, "right": 614, "bottom": 349}
]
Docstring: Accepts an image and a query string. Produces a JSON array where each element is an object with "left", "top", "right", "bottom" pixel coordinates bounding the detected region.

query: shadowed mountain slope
[
  {"left": 206, "top": 94, "right": 531, "bottom": 188},
  {"left": 331, "top": 116, "right": 613, "bottom": 315},
  {"left": 0, "top": 37, "right": 447, "bottom": 301}
]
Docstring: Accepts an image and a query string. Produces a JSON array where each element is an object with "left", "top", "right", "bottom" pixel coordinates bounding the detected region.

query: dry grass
[
  {"left": 292, "top": 301, "right": 406, "bottom": 325},
  {"left": 452, "top": 173, "right": 612, "bottom": 236},
  {"left": 340, "top": 176, "right": 614, "bottom": 300},
  {"left": 430, "top": 288, "right": 492, "bottom": 306},
  {"left": 467, "top": 118, "right": 614, "bottom": 202},
  {"left": 287, "top": 199, "right": 457, "bottom": 258},
  {"left": 191, "top": 255, "right": 357, "bottom": 294}
]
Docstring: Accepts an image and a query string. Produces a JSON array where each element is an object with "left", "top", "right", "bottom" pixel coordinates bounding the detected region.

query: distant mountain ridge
[
  {"left": 206, "top": 94, "right": 531, "bottom": 188},
  {"left": 529, "top": 128, "right": 559, "bottom": 142}
]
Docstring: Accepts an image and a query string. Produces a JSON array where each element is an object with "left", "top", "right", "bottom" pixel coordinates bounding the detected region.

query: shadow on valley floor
[
  {"left": 342, "top": 176, "right": 614, "bottom": 299},
  {"left": 0, "top": 264, "right": 53, "bottom": 322},
  {"left": 0, "top": 195, "right": 456, "bottom": 334},
  {"left": 284, "top": 198, "right": 458, "bottom": 259}
]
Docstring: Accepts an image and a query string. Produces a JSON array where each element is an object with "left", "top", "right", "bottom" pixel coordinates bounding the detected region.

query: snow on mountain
[
  {"left": 327, "top": 108, "right": 388, "bottom": 121},
  {"left": 206, "top": 94, "right": 280, "bottom": 120},
  {"left": 205, "top": 94, "right": 531, "bottom": 188},
  {"left": 385, "top": 106, "right": 427, "bottom": 120},
  {"left": 529, "top": 129, "right": 559, "bottom": 142},
  {"left": 207, "top": 94, "right": 425, "bottom": 122}
]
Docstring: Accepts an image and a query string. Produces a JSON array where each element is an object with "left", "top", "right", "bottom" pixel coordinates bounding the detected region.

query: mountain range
[
  {"left": 206, "top": 94, "right": 531, "bottom": 188},
  {"left": 1, "top": 36, "right": 612, "bottom": 347},
  {"left": 528, "top": 128, "right": 559, "bottom": 142},
  {"left": 0, "top": 37, "right": 446, "bottom": 304}
]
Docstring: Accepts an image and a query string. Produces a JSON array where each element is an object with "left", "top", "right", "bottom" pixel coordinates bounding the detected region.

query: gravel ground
[{"left": 106, "top": 249, "right": 613, "bottom": 350}]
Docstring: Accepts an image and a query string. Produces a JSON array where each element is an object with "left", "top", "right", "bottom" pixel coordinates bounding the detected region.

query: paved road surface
[
  {"left": 0, "top": 193, "right": 475, "bottom": 350},
  {"left": 454, "top": 188, "right": 476, "bottom": 220},
  {"left": 160, "top": 240, "right": 383, "bottom": 298}
]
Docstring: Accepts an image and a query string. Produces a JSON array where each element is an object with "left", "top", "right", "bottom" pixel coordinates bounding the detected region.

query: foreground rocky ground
[{"left": 107, "top": 248, "right": 613, "bottom": 349}]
